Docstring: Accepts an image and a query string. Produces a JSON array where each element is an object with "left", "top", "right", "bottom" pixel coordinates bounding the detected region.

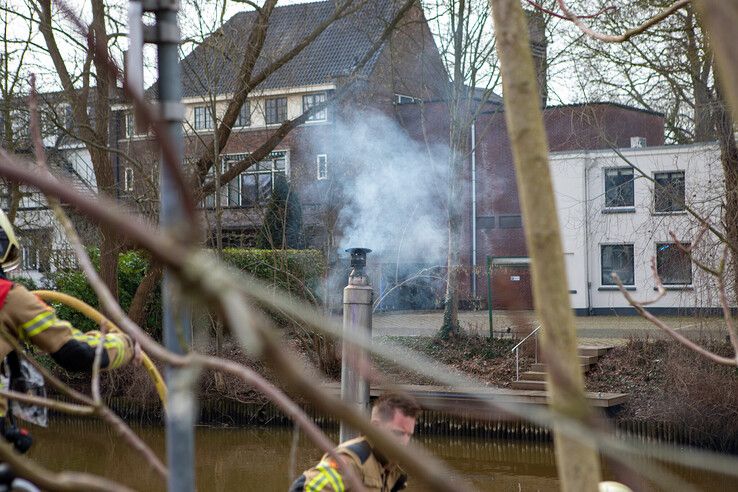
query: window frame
[
  {"left": 124, "top": 167, "right": 134, "bottom": 192},
  {"left": 603, "top": 167, "right": 635, "bottom": 211},
  {"left": 302, "top": 93, "right": 327, "bottom": 122},
  {"left": 234, "top": 101, "right": 251, "bottom": 128},
  {"left": 316, "top": 154, "right": 328, "bottom": 180},
  {"left": 265, "top": 97, "right": 288, "bottom": 125},
  {"left": 193, "top": 106, "right": 213, "bottom": 131},
  {"left": 498, "top": 214, "right": 522, "bottom": 229},
  {"left": 600, "top": 243, "right": 635, "bottom": 287},
  {"left": 656, "top": 242, "right": 692, "bottom": 286},
  {"left": 653, "top": 170, "right": 686, "bottom": 214},
  {"left": 202, "top": 151, "right": 289, "bottom": 208}
]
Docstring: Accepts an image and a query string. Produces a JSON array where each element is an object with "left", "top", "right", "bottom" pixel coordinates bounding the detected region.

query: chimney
[
  {"left": 340, "top": 247, "right": 373, "bottom": 442},
  {"left": 526, "top": 10, "right": 548, "bottom": 107}
]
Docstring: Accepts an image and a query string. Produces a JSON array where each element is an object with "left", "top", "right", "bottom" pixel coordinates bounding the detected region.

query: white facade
[{"left": 550, "top": 142, "right": 728, "bottom": 313}]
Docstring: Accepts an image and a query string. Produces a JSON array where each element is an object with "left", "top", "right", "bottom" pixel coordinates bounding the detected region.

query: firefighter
[
  {"left": 0, "top": 209, "right": 135, "bottom": 421},
  {"left": 289, "top": 393, "right": 420, "bottom": 492}
]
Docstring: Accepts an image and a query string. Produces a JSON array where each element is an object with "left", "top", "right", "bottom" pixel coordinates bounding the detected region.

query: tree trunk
[
  {"left": 714, "top": 83, "right": 738, "bottom": 299},
  {"left": 128, "top": 262, "right": 163, "bottom": 328},
  {"left": 488, "top": 0, "right": 602, "bottom": 489},
  {"left": 440, "top": 132, "right": 469, "bottom": 338}
]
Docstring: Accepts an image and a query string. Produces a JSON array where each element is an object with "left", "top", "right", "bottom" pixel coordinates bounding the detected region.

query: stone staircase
[{"left": 510, "top": 345, "right": 613, "bottom": 391}]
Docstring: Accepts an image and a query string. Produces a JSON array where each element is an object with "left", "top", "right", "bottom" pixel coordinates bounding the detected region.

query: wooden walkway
[{"left": 323, "top": 383, "right": 627, "bottom": 412}]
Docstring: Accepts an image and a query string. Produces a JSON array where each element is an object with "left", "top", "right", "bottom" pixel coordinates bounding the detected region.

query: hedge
[{"left": 46, "top": 248, "right": 326, "bottom": 337}]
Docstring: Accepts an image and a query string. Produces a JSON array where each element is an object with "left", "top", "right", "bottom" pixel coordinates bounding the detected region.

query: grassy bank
[{"left": 45, "top": 335, "right": 738, "bottom": 449}]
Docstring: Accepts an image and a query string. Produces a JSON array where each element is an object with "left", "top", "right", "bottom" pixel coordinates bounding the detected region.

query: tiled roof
[{"left": 172, "top": 0, "right": 401, "bottom": 98}]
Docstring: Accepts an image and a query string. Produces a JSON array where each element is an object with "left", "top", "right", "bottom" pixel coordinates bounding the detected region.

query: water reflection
[{"left": 24, "top": 421, "right": 738, "bottom": 491}]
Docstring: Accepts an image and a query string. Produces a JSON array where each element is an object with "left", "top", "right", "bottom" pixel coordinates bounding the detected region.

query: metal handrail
[{"left": 512, "top": 324, "right": 541, "bottom": 382}]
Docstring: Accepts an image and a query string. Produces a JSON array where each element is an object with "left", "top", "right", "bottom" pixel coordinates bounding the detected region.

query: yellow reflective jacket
[
  {"left": 289, "top": 436, "right": 407, "bottom": 492},
  {"left": 0, "top": 281, "right": 134, "bottom": 415}
]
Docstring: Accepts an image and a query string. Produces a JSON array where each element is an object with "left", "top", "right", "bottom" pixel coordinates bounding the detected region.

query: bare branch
[
  {"left": 613, "top": 268, "right": 736, "bottom": 366},
  {"left": 0, "top": 389, "right": 94, "bottom": 416},
  {"left": 555, "top": 0, "right": 691, "bottom": 43}
]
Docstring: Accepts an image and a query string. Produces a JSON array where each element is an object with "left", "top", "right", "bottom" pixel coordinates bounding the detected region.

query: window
[
  {"left": 21, "top": 245, "right": 40, "bottom": 271},
  {"left": 202, "top": 151, "right": 287, "bottom": 208},
  {"left": 193, "top": 106, "right": 213, "bottom": 130},
  {"left": 654, "top": 171, "right": 685, "bottom": 213},
  {"left": 235, "top": 101, "right": 251, "bottom": 127},
  {"left": 604, "top": 168, "right": 635, "bottom": 209},
  {"left": 498, "top": 215, "right": 522, "bottom": 229},
  {"left": 394, "top": 94, "right": 420, "bottom": 105},
  {"left": 317, "top": 154, "right": 328, "bottom": 180},
  {"left": 124, "top": 167, "right": 134, "bottom": 192},
  {"left": 63, "top": 105, "right": 74, "bottom": 130},
  {"left": 601, "top": 244, "right": 634, "bottom": 286},
  {"left": 477, "top": 216, "right": 495, "bottom": 229},
  {"left": 18, "top": 191, "right": 44, "bottom": 210},
  {"left": 19, "top": 230, "right": 50, "bottom": 272},
  {"left": 265, "top": 97, "right": 287, "bottom": 125},
  {"left": 125, "top": 113, "right": 134, "bottom": 138},
  {"left": 656, "top": 243, "right": 692, "bottom": 285},
  {"left": 302, "top": 93, "right": 326, "bottom": 121}
]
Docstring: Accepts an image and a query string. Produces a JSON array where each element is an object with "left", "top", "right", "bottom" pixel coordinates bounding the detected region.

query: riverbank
[{"left": 47, "top": 334, "right": 738, "bottom": 451}]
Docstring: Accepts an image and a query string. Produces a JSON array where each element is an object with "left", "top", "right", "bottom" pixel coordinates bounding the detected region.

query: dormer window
[
  {"left": 194, "top": 106, "right": 213, "bottom": 130},
  {"left": 303, "top": 93, "right": 327, "bottom": 121},
  {"left": 265, "top": 97, "right": 287, "bottom": 125},
  {"left": 235, "top": 101, "right": 251, "bottom": 128}
]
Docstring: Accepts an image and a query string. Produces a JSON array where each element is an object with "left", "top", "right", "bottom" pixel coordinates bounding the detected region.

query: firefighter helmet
[{"left": 0, "top": 210, "right": 20, "bottom": 272}]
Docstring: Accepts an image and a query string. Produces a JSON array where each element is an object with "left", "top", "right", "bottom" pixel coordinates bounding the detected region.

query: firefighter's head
[
  {"left": 0, "top": 210, "right": 20, "bottom": 272},
  {"left": 370, "top": 392, "right": 420, "bottom": 446}
]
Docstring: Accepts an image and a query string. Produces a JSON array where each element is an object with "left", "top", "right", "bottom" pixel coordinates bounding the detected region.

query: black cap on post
[{"left": 346, "top": 248, "right": 371, "bottom": 274}]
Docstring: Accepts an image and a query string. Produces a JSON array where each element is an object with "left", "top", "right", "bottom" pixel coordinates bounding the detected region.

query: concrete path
[{"left": 372, "top": 309, "right": 728, "bottom": 344}]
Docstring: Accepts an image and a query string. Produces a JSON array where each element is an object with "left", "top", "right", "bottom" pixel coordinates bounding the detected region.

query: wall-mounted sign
[{"left": 510, "top": 275, "right": 520, "bottom": 281}]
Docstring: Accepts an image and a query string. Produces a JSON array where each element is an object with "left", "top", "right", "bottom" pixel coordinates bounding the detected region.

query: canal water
[{"left": 26, "top": 421, "right": 738, "bottom": 491}]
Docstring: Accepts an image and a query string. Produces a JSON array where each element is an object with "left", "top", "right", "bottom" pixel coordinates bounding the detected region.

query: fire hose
[{"left": 31, "top": 291, "right": 167, "bottom": 406}]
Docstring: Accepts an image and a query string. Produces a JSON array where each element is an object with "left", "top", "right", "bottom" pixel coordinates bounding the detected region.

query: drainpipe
[
  {"left": 584, "top": 152, "right": 593, "bottom": 316},
  {"left": 340, "top": 248, "right": 373, "bottom": 442},
  {"left": 471, "top": 120, "right": 478, "bottom": 300}
]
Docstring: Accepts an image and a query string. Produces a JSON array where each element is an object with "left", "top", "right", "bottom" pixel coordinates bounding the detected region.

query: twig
[
  {"left": 525, "top": 0, "right": 615, "bottom": 20},
  {"left": 716, "top": 248, "right": 738, "bottom": 364},
  {"left": 613, "top": 269, "right": 736, "bottom": 366},
  {"left": 0, "top": 390, "right": 94, "bottom": 416},
  {"left": 555, "top": 0, "right": 691, "bottom": 43}
]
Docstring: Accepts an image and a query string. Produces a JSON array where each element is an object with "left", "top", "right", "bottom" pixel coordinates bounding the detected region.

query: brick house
[
  {"left": 396, "top": 100, "right": 666, "bottom": 310},
  {"left": 115, "top": 0, "right": 448, "bottom": 254}
]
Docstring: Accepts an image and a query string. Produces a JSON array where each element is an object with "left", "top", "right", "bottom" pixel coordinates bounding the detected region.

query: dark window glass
[
  {"left": 605, "top": 168, "right": 635, "bottom": 208},
  {"left": 601, "top": 244, "right": 634, "bottom": 285},
  {"left": 265, "top": 97, "right": 287, "bottom": 125},
  {"left": 656, "top": 243, "right": 692, "bottom": 285},
  {"left": 477, "top": 216, "right": 495, "bottom": 229},
  {"left": 194, "top": 106, "right": 213, "bottom": 130},
  {"left": 302, "top": 93, "right": 327, "bottom": 121},
  {"left": 498, "top": 215, "right": 522, "bottom": 229},
  {"left": 235, "top": 101, "right": 251, "bottom": 127},
  {"left": 240, "top": 174, "right": 258, "bottom": 206},
  {"left": 654, "top": 171, "right": 685, "bottom": 213}
]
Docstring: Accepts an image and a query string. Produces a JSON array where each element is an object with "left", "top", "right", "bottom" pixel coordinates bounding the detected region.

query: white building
[{"left": 551, "top": 141, "right": 729, "bottom": 314}]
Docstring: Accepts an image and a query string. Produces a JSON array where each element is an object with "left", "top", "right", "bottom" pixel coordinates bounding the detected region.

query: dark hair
[{"left": 372, "top": 392, "right": 420, "bottom": 420}]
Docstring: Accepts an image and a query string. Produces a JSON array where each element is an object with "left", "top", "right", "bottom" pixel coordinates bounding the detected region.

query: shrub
[
  {"left": 46, "top": 248, "right": 325, "bottom": 337},
  {"left": 221, "top": 248, "right": 325, "bottom": 303},
  {"left": 46, "top": 249, "right": 162, "bottom": 336}
]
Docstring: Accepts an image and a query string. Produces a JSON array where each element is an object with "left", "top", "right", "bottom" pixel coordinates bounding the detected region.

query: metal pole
[
  {"left": 486, "top": 255, "right": 493, "bottom": 338},
  {"left": 147, "top": 1, "right": 195, "bottom": 490},
  {"left": 340, "top": 248, "right": 373, "bottom": 443}
]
